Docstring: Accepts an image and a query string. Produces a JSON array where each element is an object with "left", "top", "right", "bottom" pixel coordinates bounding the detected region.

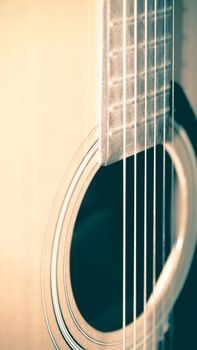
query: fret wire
[
  {"left": 110, "top": 63, "right": 172, "bottom": 85},
  {"left": 110, "top": 87, "right": 171, "bottom": 111},
  {"left": 143, "top": 0, "right": 148, "bottom": 349},
  {"left": 110, "top": 36, "right": 172, "bottom": 56},
  {"left": 112, "top": 7, "right": 173, "bottom": 26},
  {"left": 122, "top": 0, "right": 127, "bottom": 348},
  {"left": 110, "top": 111, "right": 170, "bottom": 136},
  {"left": 133, "top": 0, "right": 138, "bottom": 349}
]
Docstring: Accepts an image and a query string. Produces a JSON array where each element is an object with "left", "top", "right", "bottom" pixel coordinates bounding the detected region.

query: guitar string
[
  {"left": 152, "top": 0, "right": 157, "bottom": 349},
  {"left": 122, "top": 0, "right": 127, "bottom": 349},
  {"left": 143, "top": 0, "right": 148, "bottom": 349},
  {"left": 169, "top": 1, "right": 175, "bottom": 349},
  {"left": 133, "top": 0, "right": 138, "bottom": 348},
  {"left": 161, "top": 1, "right": 167, "bottom": 349}
]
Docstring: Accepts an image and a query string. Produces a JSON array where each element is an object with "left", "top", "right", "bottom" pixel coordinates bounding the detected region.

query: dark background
[{"left": 174, "top": 2, "right": 197, "bottom": 347}]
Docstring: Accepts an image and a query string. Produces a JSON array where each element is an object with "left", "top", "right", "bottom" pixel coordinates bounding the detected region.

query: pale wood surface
[{"left": 0, "top": 1, "right": 100, "bottom": 349}]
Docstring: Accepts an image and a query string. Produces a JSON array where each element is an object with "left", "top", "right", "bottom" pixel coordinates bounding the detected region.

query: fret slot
[
  {"left": 110, "top": 11, "right": 172, "bottom": 51},
  {"left": 110, "top": 62, "right": 171, "bottom": 84},
  {"left": 109, "top": 110, "right": 171, "bottom": 136},
  {"left": 109, "top": 40, "right": 172, "bottom": 80},
  {"left": 105, "top": 116, "right": 170, "bottom": 165},
  {"left": 108, "top": 89, "right": 171, "bottom": 128},
  {"left": 109, "top": 66, "right": 171, "bottom": 105},
  {"left": 110, "top": 36, "right": 172, "bottom": 56},
  {"left": 110, "top": 0, "right": 172, "bottom": 20},
  {"left": 111, "top": 7, "right": 173, "bottom": 26},
  {"left": 110, "top": 87, "right": 170, "bottom": 109}
]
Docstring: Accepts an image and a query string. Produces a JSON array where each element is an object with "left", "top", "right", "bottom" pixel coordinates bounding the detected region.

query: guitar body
[
  {"left": 0, "top": 1, "right": 196, "bottom": 350},
  {"left": 0, "top": 1, "right": 100, "bottom": 349}
]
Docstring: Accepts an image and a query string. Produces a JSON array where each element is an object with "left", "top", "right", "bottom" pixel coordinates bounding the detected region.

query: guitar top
[{"left": 0, "top": 1, "right": 196, "bottom": 350}]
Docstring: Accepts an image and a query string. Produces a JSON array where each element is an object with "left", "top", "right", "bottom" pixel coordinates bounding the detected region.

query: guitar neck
[{"left": 101, "top": 0, "right": 173, "bottom": 165}]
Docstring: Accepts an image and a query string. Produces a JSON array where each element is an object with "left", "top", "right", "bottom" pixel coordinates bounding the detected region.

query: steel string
[
  {"left": 161, "top": 1, "right": 167, "bottom": 349},
  {"left": 122, "top": 0, "right": 127, "bottom": 349},
  {"left": 143, "top": 0, "right": 148, "bottom": 349},
  {"left": 152, "top": 0, "right": 157, "bottom": 349},
  {"left": 133, "top": 0, "right": 138, "bottom": 349},
  {"left": 169, "top": 1, "right": 175, "bottom": 349}
]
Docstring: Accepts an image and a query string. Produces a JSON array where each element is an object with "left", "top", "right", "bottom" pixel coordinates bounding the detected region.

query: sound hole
[{"left": 70, "top": 146, "right": 173, "bottom": 332}]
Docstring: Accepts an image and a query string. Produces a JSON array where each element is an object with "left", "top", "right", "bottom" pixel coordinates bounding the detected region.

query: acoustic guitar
[{"left": 0, "top": 1, "right": 196, "bottom": 349}]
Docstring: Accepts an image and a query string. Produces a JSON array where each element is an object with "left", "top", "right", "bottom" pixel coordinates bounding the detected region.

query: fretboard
[{"left": 101, "top": 0, "right": 173, "bottom": 165}]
